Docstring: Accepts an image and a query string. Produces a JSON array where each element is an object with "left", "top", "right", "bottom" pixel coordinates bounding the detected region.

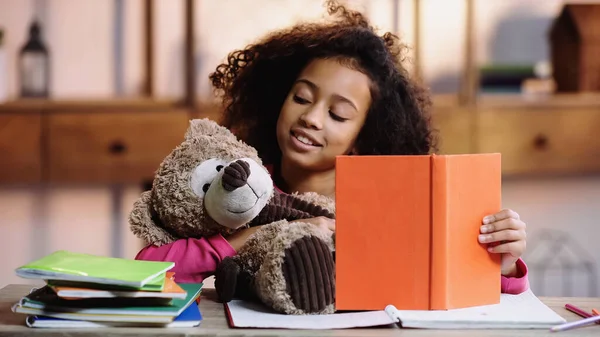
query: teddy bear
[
  {"left": 215, "top": 191, "right": 336, "bottom": 315},
  {"left": 128, "top": 118, "right": 337, "bottom": 315}
]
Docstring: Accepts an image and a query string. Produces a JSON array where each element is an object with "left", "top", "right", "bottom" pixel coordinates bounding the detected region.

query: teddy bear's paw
[
  {"left": 282, "top": 235, "right": 335, "bottom": 313},
  {"left": 215, "top": 257, "right": 240, "bottom": 303}
]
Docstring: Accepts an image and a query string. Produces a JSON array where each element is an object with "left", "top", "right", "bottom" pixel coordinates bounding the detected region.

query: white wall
[
  {"left": 1, "top": 0, "right": 599, "bottom": 297},
  {"left": 0, "top": 185, "right": 145, "bottom": 288},
  {"left": 502, "top": 176, "right": 600, "bottom": 298}
]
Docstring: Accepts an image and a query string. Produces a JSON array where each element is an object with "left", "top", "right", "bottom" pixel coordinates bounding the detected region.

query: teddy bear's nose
[{"left": 222, "top": 160, "right": 251, "bottom": 192}]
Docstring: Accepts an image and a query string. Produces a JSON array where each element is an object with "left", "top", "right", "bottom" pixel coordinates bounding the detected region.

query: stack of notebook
[{"left": 11, "top": 250, "right": 203, "bottom": 328}]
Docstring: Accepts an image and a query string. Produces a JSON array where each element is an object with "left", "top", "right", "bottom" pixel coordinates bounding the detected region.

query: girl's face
[{"left": 276, "top": 58, "right": 372, "bottom": 172}]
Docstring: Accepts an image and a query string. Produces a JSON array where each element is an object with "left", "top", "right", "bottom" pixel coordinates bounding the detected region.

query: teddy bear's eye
[{"left": 190, "top": 158, "right": 228, "bottom": 197}]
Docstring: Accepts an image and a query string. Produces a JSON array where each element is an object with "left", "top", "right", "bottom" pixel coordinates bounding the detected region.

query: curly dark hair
[{"left": 209, "top": 0, "right": 437, "bottom": 166}]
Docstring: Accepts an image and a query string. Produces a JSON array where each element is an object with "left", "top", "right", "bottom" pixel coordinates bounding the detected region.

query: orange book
[{"left": 335, "top": 153, "right": 502, "bottom": 311}]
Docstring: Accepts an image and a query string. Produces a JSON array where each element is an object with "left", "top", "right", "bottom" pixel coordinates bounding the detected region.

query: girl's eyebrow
[{"left": 294, "top": 79, "right": 358, "bottom": 112}]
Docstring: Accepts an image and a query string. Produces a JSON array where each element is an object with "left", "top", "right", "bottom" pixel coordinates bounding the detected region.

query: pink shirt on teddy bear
[{"left": 135, "top": 235, "right": 235, "bottom": 284}]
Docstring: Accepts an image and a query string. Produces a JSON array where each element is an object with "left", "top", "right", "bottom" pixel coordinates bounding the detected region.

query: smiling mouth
[{"left": 291, "top": 131, "right": 322, "bottom": 147}]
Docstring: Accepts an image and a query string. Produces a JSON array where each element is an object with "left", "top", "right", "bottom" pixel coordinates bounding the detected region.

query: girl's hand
[
  {"left": 290, "top": 216, "right": 335, "bottom": 233},
  {"left": 478, "top": 209, "right": 527, "bottom": 277}
]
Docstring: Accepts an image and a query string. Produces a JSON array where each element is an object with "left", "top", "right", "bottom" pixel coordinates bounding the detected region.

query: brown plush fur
[
  {"left": 129, "top": 118, "right": 269, "bottom": 246},
  {"left": 224, "top": 194, "right": 336, "bottom": 315}
]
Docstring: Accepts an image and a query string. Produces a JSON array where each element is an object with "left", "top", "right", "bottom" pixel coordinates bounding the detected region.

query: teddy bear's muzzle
[{"left": 203, "top": 157, "right": 273, "bottom": 230}]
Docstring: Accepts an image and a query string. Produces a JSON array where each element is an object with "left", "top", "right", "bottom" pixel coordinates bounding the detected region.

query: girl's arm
[
  {"left": 135, "top": 234, "right": 236, "bottom": 283},
  {"left": 500, "top": 258, "right": 529, "bottom": 294}
]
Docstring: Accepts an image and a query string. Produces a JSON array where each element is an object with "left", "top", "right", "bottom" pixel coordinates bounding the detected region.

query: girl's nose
[{"left": 299, "top": 106, "right": 325, "bottom": 130}]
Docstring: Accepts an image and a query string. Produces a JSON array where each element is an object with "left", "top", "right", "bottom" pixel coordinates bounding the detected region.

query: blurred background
[{"left": 0, "top": 0, "right": 599, "bottom": 298}]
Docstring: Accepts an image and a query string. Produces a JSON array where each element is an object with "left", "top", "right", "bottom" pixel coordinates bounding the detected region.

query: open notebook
[{"left": 225, "top": 289, "right": 566, "bottom": 330}]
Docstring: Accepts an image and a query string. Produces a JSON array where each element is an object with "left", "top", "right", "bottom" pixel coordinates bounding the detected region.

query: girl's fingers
[
  {"left": 480, "top": 218, "right": 526, "bottom": 233},
  {"left": 483, "top": 209, "right": 520, "bottom": 224},
  {"left": 478, "top": 229, "right": 526, "bottom": 244}
]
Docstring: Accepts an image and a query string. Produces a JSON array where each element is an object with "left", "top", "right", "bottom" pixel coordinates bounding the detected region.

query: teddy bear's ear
[
  {"left": 184, "top": 118, "right": 233, "bottom": 141},
  {"left": 129, "top": 190, "right": 177, "bottom": 247}
]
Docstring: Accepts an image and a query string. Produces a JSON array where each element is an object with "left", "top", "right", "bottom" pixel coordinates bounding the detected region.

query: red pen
[{"left": 565, "top": 304, "right": 600, "bottom": 325}]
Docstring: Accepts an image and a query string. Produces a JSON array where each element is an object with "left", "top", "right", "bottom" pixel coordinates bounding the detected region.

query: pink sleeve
[
  {"left": 135, "top": 234, "right": 237, "bottom": 284},
  {"left": 501, "top": 258, "right": 529, "bottom": 294}
]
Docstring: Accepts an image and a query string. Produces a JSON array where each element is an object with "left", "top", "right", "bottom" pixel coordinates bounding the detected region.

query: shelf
[
  {"left": 432, "top": 93, "right": 600, "bottom": 109},
  {"left": 0, "top": 98, "right": 187, "bottom": 113}
]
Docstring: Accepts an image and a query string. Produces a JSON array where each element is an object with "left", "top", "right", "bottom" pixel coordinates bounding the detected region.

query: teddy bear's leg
[
  {"left": 215, "top": 255, "right": 259, "bottom": 303},
  {"left": 215, "top": 256, "right": 240, "bottom": 303},
  {"left": 254, "top": 222, "right": 335, "bottom": 315},
  {"left": 215, "top": 220, "right": 292, "bottom": 303}
]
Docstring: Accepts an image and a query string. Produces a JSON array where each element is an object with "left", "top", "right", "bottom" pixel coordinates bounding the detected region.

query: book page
[
  {"left": 225, "top": 290, "right": 566, "bottom": 330},
  {"left": 387, "top": 289, "right": 566, "bottom": 329},
  {"left": 225, "top": 300, "right": 397, "bottom": 329}
]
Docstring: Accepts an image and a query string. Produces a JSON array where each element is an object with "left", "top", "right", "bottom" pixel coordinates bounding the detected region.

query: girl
[{"left": 136, "top": 1, "right": 528, "bottom": 294}]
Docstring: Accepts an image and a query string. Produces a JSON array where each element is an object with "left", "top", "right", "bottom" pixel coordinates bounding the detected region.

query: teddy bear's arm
[{"left": 248, "top": 191, "right": 334, "bottom": 227}]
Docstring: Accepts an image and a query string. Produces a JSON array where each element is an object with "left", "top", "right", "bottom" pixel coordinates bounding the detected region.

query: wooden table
[{"left": 1, "top": 283, "right": 599, "bottom": 336}]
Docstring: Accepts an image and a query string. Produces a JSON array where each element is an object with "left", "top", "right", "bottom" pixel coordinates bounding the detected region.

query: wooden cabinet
[
  {"left": 0, "top": 100, "right": 205, "bottom": 185},
  {"left": 428, "top": 94, "right": 600, "bottom": 176},
  {"left": 1, "top": 96, "right": 599, "bottom": 183},
  {"left": 47, "top": 110, "right": 190, "bottom": 183},
  {"left": 476, "top": 107, "right": 600, "bottom": 176},
  {"left": 0, "top": 113, "right": 42, "bottom": 184}
]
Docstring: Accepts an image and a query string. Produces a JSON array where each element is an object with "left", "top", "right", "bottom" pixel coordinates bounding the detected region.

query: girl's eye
[
  {"left": 329, "top": 111, "right": 348, "bottom": 122},
  {"left": 293, "top": 95, "right": 310, "bottom": 104}
]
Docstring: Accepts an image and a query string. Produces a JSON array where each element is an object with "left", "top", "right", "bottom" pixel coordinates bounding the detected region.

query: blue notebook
[{"left": 25, "top": 302, "right": 202, "bottom": 328}]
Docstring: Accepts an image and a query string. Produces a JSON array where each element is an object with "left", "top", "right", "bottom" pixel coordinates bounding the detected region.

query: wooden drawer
[
  {"left": 47, "top": 110, "right": 190, "bottom": 183},
  {"left": 0, "top": 113, "right": 42, "bottom": 184},
  {"left": 476, "top": 108, "right": 600, "bottom": 176}
]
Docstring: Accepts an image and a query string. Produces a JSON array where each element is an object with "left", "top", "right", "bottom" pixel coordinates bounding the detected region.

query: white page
[
  {"left": 226, "top": 300, "right": 396, "bottom": 329},
  {"left": 225, "top": 290, "right": 566, "bottom": 330},
  {"left": 387, "top": 289, "right": 567, "bottom": 329}
]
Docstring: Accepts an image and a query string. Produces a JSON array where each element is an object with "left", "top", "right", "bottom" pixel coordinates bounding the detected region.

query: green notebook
[
  {"left": 45, "top": 272, "right": 167, "bottom": 292},
  {"left": 15, "top": 250, "right": 174, "bottom": 288}
]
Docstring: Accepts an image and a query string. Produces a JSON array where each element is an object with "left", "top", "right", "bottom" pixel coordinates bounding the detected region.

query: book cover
[
  {"left": 335, "top": 153, "right": 502, "bottom": 311},
  {"left": 15, "top": 250, "right": 174, "bottom": 288}
]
